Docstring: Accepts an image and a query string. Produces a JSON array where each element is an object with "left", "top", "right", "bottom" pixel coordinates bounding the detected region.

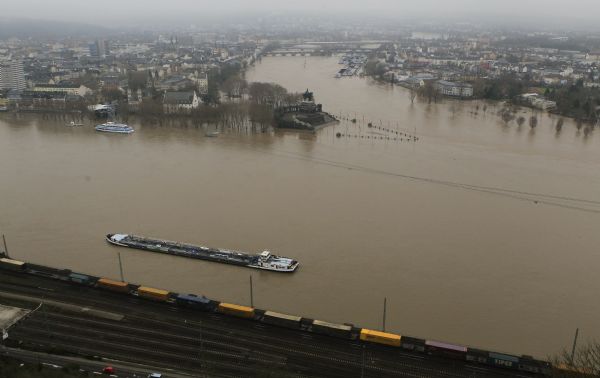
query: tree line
[{"left": 546, "top": 80, "right": 600, "bottom": 122}]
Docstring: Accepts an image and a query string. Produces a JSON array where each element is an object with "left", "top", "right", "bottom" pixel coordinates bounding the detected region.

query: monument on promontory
[{"left": 274, "top": 89, "right": 338, "bottom": 131}]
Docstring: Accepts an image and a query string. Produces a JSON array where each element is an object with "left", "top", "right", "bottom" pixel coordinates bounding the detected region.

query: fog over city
[{"left": 3, "top": 0, "right": 600, "bottom": 27}]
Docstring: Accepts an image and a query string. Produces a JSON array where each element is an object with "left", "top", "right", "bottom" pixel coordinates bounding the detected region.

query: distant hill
[{"left": 0, "top": 18, "right": 110, "bottom": 39}]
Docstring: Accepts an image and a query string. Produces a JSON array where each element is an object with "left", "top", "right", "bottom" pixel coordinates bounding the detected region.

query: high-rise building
[
  {"left": 89, "top": 40, "right": 110, "bottom": 58},
  {"left": 0, "top": 60, "right": 26, "bottom": 90}
]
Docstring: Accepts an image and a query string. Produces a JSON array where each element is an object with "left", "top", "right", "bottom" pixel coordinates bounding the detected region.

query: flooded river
[{"left": 1, "top": 56, "right": 600, "bottom": 357}]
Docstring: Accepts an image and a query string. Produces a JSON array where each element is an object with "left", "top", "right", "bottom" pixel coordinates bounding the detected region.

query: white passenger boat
[{"left": 95, "top": 122, "right": 134, "bottom": 134}]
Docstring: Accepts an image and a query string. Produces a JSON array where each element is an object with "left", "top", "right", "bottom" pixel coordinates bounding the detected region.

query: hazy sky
[{"left": 3, "top": 0, "right": 599, "bottom": 25}]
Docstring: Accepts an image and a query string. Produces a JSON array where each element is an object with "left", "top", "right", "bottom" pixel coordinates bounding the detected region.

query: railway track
[
  {"left": 12, "top": 311, "right": 396, "bottom": 377},
  {"left": 0, "top": 271, "right": 524, "bottom": 377},
  {"left": 21, "top": 315, "right": 291, "bottom": 366},
  {"left": 9, "top": 306, "right": 513, "bottom": 378}
]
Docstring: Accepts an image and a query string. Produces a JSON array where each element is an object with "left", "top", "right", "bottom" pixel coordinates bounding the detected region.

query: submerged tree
[
  {"left": 417, "top": 81, "right": 439, "bottom": 104},
  {"left": 409, "top": 88, "right": 417, "bottom": 104},
  {"left": 529, "top": 115, "right": 538, "bottom": 128},
  {"left": 517, "top": 116, "right": 526, "bottom": 126},
  {"left": 556, "top": 118, "right": 564, "bottom": 132},
  {"left": 501, "top": 109, "right": 513, "bottom": 124},
  {"left": 498, "top": 105, "right": 515, "bottom": 124}
]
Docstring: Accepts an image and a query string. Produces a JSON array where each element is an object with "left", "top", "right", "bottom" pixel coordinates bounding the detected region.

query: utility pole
[
  {"left": 249, "top": 274, "right": 254, "bottom": 307},
  {"left": 571, "top": 328, "right": 579, "bottom": 363},
  {"left": 199, "top": 320, "right": 204, "bottom": 375},
  {"left": 2, "top": 235, "right": 8, "bottom": 258},
  {"left": 41, "top": 299, "right": 50, "bottom": 337},
  {"left": 382, "top": 297, "right": 387, "bottom": 332},
  {"left": 361, "top": 344, "right": 366, "bottom": 378},
  {"left": 118, "top": 252, "right": 125, "bottom": 282}
]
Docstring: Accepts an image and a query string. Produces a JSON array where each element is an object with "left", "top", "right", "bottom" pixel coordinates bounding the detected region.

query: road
[{"left": 0, "top": 345, "right": 191, "bottom": 378}]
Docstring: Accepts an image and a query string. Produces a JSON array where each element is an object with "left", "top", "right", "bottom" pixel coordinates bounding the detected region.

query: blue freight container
[
  {"left": 68, "top": 272, "right": 91, "bottom": 285},
  {"left": 175, "top": 293, "right": 213, "bottom": 310},
  {"left": 489, "top": 352, "right": 519, "bottom": 369}
]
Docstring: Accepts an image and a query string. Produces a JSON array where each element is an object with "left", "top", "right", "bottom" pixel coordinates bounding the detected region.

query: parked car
[{"left": 102, "top": 366, "right": 115, "bottom": 374}]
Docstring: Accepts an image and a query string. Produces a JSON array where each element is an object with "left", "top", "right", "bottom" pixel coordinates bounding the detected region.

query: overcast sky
[{"left": 3, "top": 0, "right": 599, "bottom": 26}]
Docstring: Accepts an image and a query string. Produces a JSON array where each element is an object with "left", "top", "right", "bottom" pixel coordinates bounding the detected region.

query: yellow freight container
[
  {"left": 360, "top": 328, "right": 402, "bottom": 347},
  {"left": 97, "top": 278, "right": 129, "bottom": 293},
  {"left": 138, "top": 286, "right": 170, "bottom": 302},
  {"left": 217, "top": 303, "right": 255, "bottom": 318}
]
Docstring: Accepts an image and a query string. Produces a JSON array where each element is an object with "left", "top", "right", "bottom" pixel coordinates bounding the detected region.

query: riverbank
[{"left": 365, "top": 71, "right": 599, "bottom": 125}]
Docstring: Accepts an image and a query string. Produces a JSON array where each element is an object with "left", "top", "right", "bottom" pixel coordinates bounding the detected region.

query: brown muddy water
[{"left": 1, "top": 56, "right": 599, "bottom": 358}]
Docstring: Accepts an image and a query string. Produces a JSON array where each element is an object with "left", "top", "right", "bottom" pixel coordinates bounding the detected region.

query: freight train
[{"left": 0, "top": 257, "right": 553, "bottom": 376}]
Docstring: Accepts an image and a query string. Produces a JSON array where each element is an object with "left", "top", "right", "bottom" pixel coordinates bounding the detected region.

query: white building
[
  {"left": 0, "top": 60, "right": 26, "bottom": 90},
  {"left": 435, "top": 80, "right": 473, "bottom": 97},
  {"left": 163, "top": 91, "right": 200, "bottom": 113},
  {"left": 520, "top": 93, "right": 556, "bottom": 110},
  {"left": 196, "top": 72, "right": 208, "bottom": 95},
  {"left": 33, "top": 84, "right": 91, "bottom": 97}
]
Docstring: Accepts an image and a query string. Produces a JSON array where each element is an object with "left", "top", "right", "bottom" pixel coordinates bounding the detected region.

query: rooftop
[
  {"left": 437, "top": 80, "right": 473, "bottom": 88},
  {"left": 35, "top": 83, "right": 80, "bottom": 89},
  {"left": 163, "top": 91, "right": 196, "bottom": 104},
  {"left": 0, "top": 304, "right": 30, "bottom": 333}
]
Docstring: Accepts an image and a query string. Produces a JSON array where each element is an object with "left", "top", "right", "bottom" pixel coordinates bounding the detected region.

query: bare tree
[
  {"left": 408, "top": 88, "right": 417, "bottom": 104},
  {"left": 500, "top": 107, "right": 514, "bottom": 124},
  {"left": 248, "top": 82, "right": 289, "bottom": 106},
  {"left": 101, "top": 88, "right": 124, "bottom": 103},
  {"left": 417, "top": 81, "right": 439, "bottom": 104},
  {"left": 551, "top": 340, "right": 600, "bottom": 377},
  {"left": 529, "top": 115, "right": 538, "bottom": 128},
  {"left": 222, "top": 76, "right": 248, "bottom": 98},
  {"left": 556, "top": 118, "right": 564, "bottom": 132},
  {"left": 283, "top": 93, "right": 302, "bottom": 106},
  {"left": 140, "top": 97, "right": 164, "bottom": 116}
]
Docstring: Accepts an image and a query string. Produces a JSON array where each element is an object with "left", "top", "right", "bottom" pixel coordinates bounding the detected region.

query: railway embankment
[{"left": 0, "top": 256, "right": 552, "bottom": 377}]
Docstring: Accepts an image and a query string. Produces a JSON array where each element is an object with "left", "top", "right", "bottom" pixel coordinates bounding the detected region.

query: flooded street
[{"left": 2, "top": 56, "right": 600, "bottom": 358}]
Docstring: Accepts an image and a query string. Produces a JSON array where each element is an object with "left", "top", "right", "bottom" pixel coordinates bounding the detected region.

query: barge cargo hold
[{"left": 106, "top": 234, "right": 299, "bottom": 272}]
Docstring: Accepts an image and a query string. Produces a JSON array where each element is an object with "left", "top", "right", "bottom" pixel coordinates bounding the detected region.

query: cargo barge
[{"left": 106, "top": 234, "right": 299, "bottom": 272}]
